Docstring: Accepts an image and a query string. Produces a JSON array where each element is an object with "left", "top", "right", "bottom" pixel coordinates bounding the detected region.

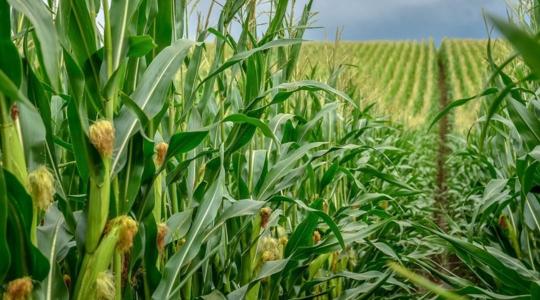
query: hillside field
[{"left": 299, "top": 39, "right": 509, "bottom": 129}]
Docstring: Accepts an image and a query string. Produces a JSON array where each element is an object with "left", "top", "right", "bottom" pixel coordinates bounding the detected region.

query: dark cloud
[{"left": 303, "top": 0, "right": 509, "bottom": 42}]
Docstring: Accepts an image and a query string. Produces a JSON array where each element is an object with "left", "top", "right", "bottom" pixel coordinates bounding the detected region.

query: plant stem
[
  {"left": 75, "top": 225, "right": 121, "bottom": 299},
  {"left": 102, "top": 0, "right": 114, "bottom": 120},
  {"left": 152, "top": 172, "right": 163, "bottom": 221},
  {"left": 86, "top": 160, "right": 111, "bottom": 253}
]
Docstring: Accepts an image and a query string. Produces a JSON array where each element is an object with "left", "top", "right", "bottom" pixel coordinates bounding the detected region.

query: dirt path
[
  {"left": 435, "top": 55, "right": 465, "bottom": 275},
  {"left": 435, "top": 59, "right": 449, "bottom": 232}
]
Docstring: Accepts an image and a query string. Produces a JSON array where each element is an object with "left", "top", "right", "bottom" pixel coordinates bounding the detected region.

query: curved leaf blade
[
  {"left": 8, "top": 0, "right": 59, "bottom": 89},
  {"left": 112, "top": 39, "right": 195, "bottom": 174}
]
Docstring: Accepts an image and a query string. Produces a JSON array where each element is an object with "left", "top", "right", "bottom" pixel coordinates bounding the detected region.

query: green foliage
[
  {"left": 0, "top": 0, "right": 438, "bottom": 298},
  {"left": 1, "top": 0, "right": 538, "bottom": 299}
]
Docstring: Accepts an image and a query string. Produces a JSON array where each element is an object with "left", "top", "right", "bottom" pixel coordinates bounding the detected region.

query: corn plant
[
  {"left": 0, "top": 0, "right": 445, "bottom": 299},
  {"left": 4, "top": 0, "right": 538, "bottom": 299}
]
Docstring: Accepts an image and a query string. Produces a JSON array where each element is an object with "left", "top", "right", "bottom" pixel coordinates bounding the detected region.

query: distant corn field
[{"left": 298, "top": 39, "right": 510, "bottom": 130}]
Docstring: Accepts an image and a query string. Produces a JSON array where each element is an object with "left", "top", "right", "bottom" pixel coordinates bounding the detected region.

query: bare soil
[{"left": 436, "top": 58, "right": 449, "bottom": 232}]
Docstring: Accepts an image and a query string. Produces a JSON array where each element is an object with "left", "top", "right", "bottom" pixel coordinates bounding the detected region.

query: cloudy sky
[
  {"left": 303, "top": 0, "right": 509, "bottom": 42},
  {"left": 189, "top": 0, "right": 511, "bottom": 43}
]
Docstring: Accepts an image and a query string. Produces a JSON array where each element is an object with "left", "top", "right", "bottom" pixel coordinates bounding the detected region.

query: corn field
[
  {"left": 1, "top": 0, "right": 540, "bottom": 299},
  {"left": 300, "top": 40, "right": 440, "bottom": 127}
]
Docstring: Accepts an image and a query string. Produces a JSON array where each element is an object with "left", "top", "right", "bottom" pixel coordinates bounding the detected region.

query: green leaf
[
  {"left": 165, "top": 130, "right": 209, "bottom": 162},
  {"left": 454, "top": 286, "right": 528, "bottom": 300},
  {"left": 4, "top": 169, "right": 49, "bottom": 280},
  {"left": 26, "top": 64, "right": 60, "bottom": 181},
  {"left": 0, "top": 69, "right": 50, "bottom": 172},
  {"left": 355, "top": 165, "right": 417, "bottom": 192},
  {"left": 291, "top": 198, "right": 345, "bottom": 252},
  {"left": 66, "top": 98, "right": 101, "bottom": 181},
  {"left": 141, "top": 215, "right": 161, "bottom": 293},
  {"left": 389, "top": 262, "right": 466, "bottom": 300},
  {"left": 223, "top": 114, "right": 278, "bottom": 144},
  {"left": 0, "top": 39, "right": 22, "bottom": 87},
  {"left": 0, "top": 69, "right": 30, "bottom": 106},
  {"left": 303, "top": 270, "right": 386, "bottom": 291},
  {"left": 372, "top": 242, "right": 399, "bottom": 260},
  {"left": 183, "top": 34, "right": 207, "bottom": 110},
  {"left": 428, "top": 88, "right": 498, "bottom": 131},
  {"left": 248, "top": 80, "right": 357, "bottom": 111},
  {"left": 530, "top": 145, "right": 540, "bottom": 162},
  {"left": 0, "top": 167, "right": 10, "bottom": 282},
  {"left": 285, "top": 199, "right": 323, "bottom": 256},
  {"left": 37, "top": 206, "right": 72, "bottom": 300},
  {"left": 62, "top": 0, "right": 98, "bottom": 66},
  {"left": 284, "top": 0, "right": 312, "bottom": 80},
  {"left": 62, "top": 49, "right": 85, "bottom": 103},
  {"left": 113, "top": 39, "right": 195, "bottom": 174},
  {"left": 154, "top": 167, "right": 224, "bottom": 299},
  {"left": 302, "top": 104, "right": 339, "bottom": 142},
  {"left": 102, "top": 64, "right": 126, "bottom": 100},
  {"left": 128, "top": 35, "right": 157, "bottom": 58},
  {"left": 260, "top": 0, "right": 288, "bottom": 43},
  {"left": 111, "top": 0, "right": 142, "bottom": 67},
  {"left": 197, "top": 39, "right": 303, "bottom": 89},
  {"left": 153, "top": 0, "right": 173, "bottom": 52},
  {"left": 8, "top": 0, "right": 60, "bottom": 89},
  {"left": 524, "top": 193, "right": 540, "bottom": 233},
  {"left": 306, "top": 220, "right": 392, "bottom": 256},
  {"left": 118, "top": 133, "right": 152, "bottom": 214},
  {"left": 18, "top": 99, "right": 47, "bottom": 170},
  {"left": 429, "top": 229, "right": 536, "bottom": 292},
  {"left": 351, "top": 193, "right": 393, "bottom": 207},
  {"left": 119, "top": 92, "right": 150, "bottom": 128},
  {"left": 201, "top": 290, "right": 227, "bottom": 300},
  {"left": 166, "top": 150, "right": 217, "bottom": 184},
  {"left": 215, "top": 200, "right": 265, "bottom": 225},
  {"left": 257, "top": 142, "right": 325, "bottom": 201},
  {"left": 202, "top": 199, "right": 266, "bottom": 242},
  {"left": 164, "top": 209, "right": 193, "bottom": 245},
  {"left": 255, "top": 259, "right": 290, "bottom": 281},
  {"left": 506, "top": 97, "right": 540, "bottom": 151},
  {"left": 479, "top": 81, "right": 526, "bottom": 147},
  {"left": 0, "top": 0, "right": 10, "bottom": 39},
  {"left": 340, "top": 271, "right": 391, "bottom": 300},
  {"left": 223, "top": 122, "right": 259, "bottom": 155},
  {"left": 489, "top": 15, "right": 540, "bottom": 77},
  {"left": 227, "top": 285, "right": 249, "bottom": 300},
  {"left": 270, "top": 81, "right": 356, "bottom": 108}
]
